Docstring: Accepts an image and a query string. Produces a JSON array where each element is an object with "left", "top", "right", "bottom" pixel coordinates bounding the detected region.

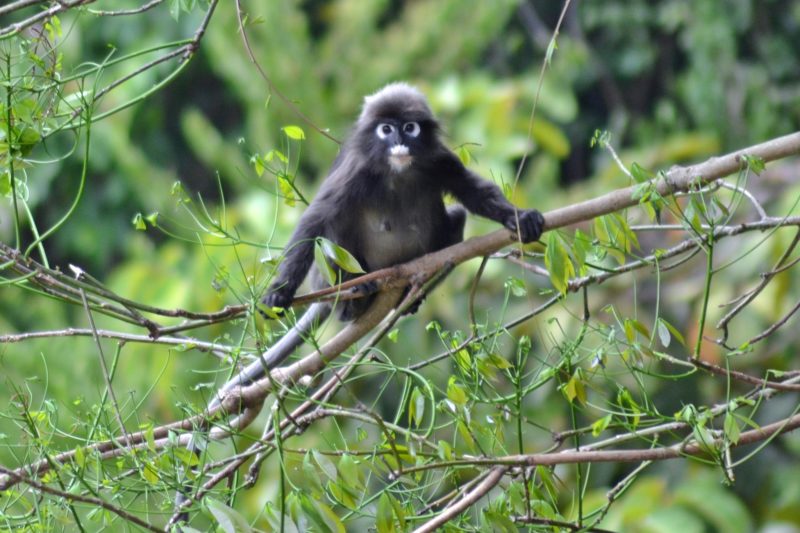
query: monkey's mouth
[{"left": 388, "top": 144, "right": 412, "bottom": 172}]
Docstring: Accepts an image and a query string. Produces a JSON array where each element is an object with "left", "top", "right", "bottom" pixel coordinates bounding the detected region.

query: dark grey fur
[{"left": 263, "top": 82, "right": 544, "bottom": 321}]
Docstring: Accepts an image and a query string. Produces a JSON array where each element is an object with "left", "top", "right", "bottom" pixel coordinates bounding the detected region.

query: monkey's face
[{"left": 371, "top": 119, "right": 425, "bottom": 173}]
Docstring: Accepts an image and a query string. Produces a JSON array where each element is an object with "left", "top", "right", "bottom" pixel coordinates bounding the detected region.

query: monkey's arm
[
  {"left": 263, "top": 205, "right": 328, "bottom": 309},
  {"left": 438, "top": 153, "right": 544, "bottom": 243}
]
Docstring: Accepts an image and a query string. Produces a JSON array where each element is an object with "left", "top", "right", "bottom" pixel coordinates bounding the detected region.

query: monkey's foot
[
  {"left": 506, "top": 209, "right": 545, "bottom": 243},
  {"left": 350, "top": 280, "right": 379, "bottom": 297}
]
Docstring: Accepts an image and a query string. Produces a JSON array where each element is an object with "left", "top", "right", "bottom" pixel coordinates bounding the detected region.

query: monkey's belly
[{"left": 362, "top": 211, "right": 434, "bottom": 269}]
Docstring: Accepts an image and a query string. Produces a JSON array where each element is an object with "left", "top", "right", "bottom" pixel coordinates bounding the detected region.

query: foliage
[{"left": 1, "top": 1, "right": 800, "bottom": 531}]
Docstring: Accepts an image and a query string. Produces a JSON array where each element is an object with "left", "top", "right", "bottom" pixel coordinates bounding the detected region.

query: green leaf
[
  {"left": 283, "top": 125, "right": 306, "bottom": 140},
  {"left": 591, "top": 414, "right": 612, "bottom": 437},
  {"left": 277, "top": 173, "right": 296, "bottom": 207},
  {"left": 437, "top": 440, "right": 453, "bottom": 461},
  {"left": 260, "top": 306, "right": 284, "bottom": 319},
  {"left": 545, "top": 36, "right": 557, "bottom": 64},
  {"left": 314, "top": 243, "right": 337, "bottom": 285},
  {"left": 317, "top": 237, "right": 365, "bottom": 274},
  {"left": 313, "top": 449, "right": 337, "bottom": 481},
  {"left": 624, "top": 318, "right": 651, "bottom": 342},
  {"left": 0, "top": 171, "right": 11, "bottom": 196},
  {"left": 376, "top": 493, "right": 396, "bottom": 533},
  {"left": 303, "top": 452, "right": 325, "bottom": 497},
  {"left": 446, "top": 377, "right": 468, "bottom": 406},
  {"left": 172, "top": 446, "right": 200, "bottom": 467},
  {"left": 740, "top": 154, "right": 765, "bottom": 174},
  {"left": 504, "top": 276, "right": 527, "bottom": 297},
  {"left": 630, "top": 162, "right": 655, "bottom": 183},
  {"left": 337, "top": 454, "right": 363, "bottom": 492},
  {"left": 142, "top": 462, "right": 159, "bottom": 484},
  {"left": 545, "top": 232, "right": 575, "bottom": 295},
  {"left": 483, "top": 509, "right": 517, "bottom": 533},
  {"left": 457, "top": 145, "right": 471, "bottom": 166},
  {"left": 456, "top": 420, "right": 476, "bottom": 451},
  {"left": 132, "top": 213, "right": 146, "bottom": 231},
  {"left": 674, "top": 474, "right": 753, "bottom": 533},
  {"left": 205, "top": 498, "right": 253, "bottom": 533},
  {"left": 724, "top": 412, "right": 740, "bottom": 444},
  {"left": 74, "top": 446, "right": 86, "bottom": 468},
  {"left": 657, "top": 319, "right": 671, "bottom": 348},
  {"left": 562, "top": 372, "right": 586, "bottom": 405},
  {"left": 251, "top": 154, "right": 265, "bottom": 176},
  {"left": 659, "top": 318, "right": 686, "bottom": 346},
  {"left": 409, "top": 387, "right": 425, "bottom": 428}
]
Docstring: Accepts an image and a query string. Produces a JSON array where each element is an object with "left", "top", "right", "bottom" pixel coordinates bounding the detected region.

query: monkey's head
[{"left": 355, "top": 83, "right": 440, "bottom": 173}]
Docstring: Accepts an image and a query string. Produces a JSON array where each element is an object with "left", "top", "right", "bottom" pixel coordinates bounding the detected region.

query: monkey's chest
[{"left": 361, "top": 209, "right": 436, "bottom": 269}]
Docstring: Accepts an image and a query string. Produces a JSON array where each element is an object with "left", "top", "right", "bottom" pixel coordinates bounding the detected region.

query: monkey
[
  {"left": 263, "top": 82, "right": 544, "bottom": 320},
  {"left": 174, "top": 84, "right": 545, "bottom": 522},
  {"left": 212, "top": 83, "right": 544, "bottom": 401}
]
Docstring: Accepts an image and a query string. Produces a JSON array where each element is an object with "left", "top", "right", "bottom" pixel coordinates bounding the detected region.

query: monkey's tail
[{"left": 172, "top": 302, "right": 332, "bottom": 525}]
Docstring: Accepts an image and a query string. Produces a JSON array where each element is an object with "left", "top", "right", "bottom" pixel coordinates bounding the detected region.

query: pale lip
[{"left": 389, "top": 144, "right": 412, "bottom": 171}]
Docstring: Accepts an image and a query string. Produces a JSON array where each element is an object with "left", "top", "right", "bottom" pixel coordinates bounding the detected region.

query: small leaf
[
  {"left": 205, "top": 498, "right": 253, "bottom": 533},
  {"left": 504, "top": 276, "right": 527, "bottom": 297},
  {"left": 457, "top": 145, "right": 471, "bottom": 166},
  {"left": 314, "top": 244, "right": 337, "bottom": 285},
  {"left": 277, "top": 174, "right": 296, "bottom": 207},
  {"left": 336, "top": 454, "right": 364, "bottom": 491},
  {"left": 446, "top": 377, "right": 468, "bottom": 406},
  {"left": 132, "top": 213, "right": 146, "bottom": 231},
  {"left": 74, "top": 446, "right": 86, "bottom": 468},
  {"left": 630, "top": 162, "right": 654, "bottom": 183},
  {"left": 591, "top": 414, "right": 612, "bottom": 437},
  {"left": 409, "top": 387, "right": 425, "bottom": 428},
  {"left": 660, "top": 318, "right": 687, "bottom": 346},
  {"left": 376, "top": 493, "right": 396, "bottom": 533},
  {"left": 302, "top": 452, "right": 325, "bottom": 497},
  {"left": 260, "top": 306, "right": 284, "bottom": 319},
  {"left": 173, "top": 446, "right": 200, "bottom": 467},
  {"left": 724, "top": 412, "right": 740, "bottom": 444},
  {"left": 313, "top": 449, "right": 337, "bottom": 481},
  {"left": 283, "top": 125, "right": 306, "bottom": 140},
  {"left": 251, "top": 154, "right": 265, "bottom": 176},
  {"left": 544, "top": 232, "right": 575, "bottom": 295},
  {"left": 318, "top": 238, "right": 365, "bottom": 274},
  {"left": 562, "top": 373, "right": 586, "bottom": 405},
  {"left": 142, "top": 462, "right": 159, "bottom": 484},
  {"left": 437, "top": 440, "right": 453, "bottom": 461}
]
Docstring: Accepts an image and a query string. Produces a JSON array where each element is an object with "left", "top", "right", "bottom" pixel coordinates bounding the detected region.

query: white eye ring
[
  {"left": 403, "top": 122, "right": 420, "bottom": 137},
  {"left": 376, "top": 123, "right": 395, "bottom": 139}
]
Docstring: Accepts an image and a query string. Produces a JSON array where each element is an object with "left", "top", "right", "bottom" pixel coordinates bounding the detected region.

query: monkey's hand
[
  {"left": 504, "top": 209, "right": 545, "bottom": 243},
  {"left": 260, "top": 285, "right": 294, "bottom": 318}
]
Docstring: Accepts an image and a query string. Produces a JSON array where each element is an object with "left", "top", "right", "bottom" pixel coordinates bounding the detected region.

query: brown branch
[
  {"left": 0, "top": 465, "right": 164, "bottom": 533},
  {"left": 288, "top": 131, "right": 800, "bottom": 309},
  {"left": 412, "top": 466, "right": 507, "bottom": 533}
]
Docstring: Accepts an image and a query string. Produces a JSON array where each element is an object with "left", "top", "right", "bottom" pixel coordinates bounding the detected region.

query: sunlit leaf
[
  {"left": 318, "top": 237, "right": 365, "bottom": 274},
  {"left": 205, "top": 498, "right": 253, "bottom": 533},
  {"left": 283, "top": 125, "right": 306, "bottom": 140}
]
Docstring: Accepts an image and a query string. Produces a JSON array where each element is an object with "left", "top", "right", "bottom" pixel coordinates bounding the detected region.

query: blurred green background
[{"left": 2, "top": 0, "right": 800, "bottom": 530}]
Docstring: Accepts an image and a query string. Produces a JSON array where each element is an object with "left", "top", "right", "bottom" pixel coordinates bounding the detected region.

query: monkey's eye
[
  {"left": 376, "top": 123, "right": 395, "bottom": 139},
  {"left": 402, "top": 122, "right": 421, "bottom": 138}
]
